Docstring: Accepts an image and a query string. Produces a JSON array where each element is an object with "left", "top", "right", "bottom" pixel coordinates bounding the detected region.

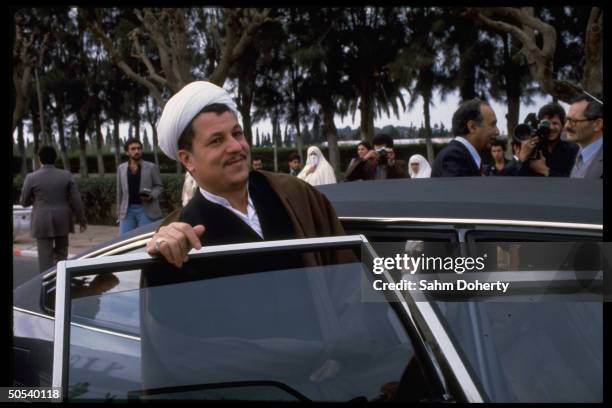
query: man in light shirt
[
  {"left": 566, "top": 94, "right": 603, "bottom": 179},
  {"left": 432, "top": 98, "right": 500, "bottom": 177}
]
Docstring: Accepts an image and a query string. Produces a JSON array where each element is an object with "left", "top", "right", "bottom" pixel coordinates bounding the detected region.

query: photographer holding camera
[
  {"left": 514, "top": 103, "right": 579, "bottom": 177},
  {"left": 116, "top": 138, "right": 164, "bottom": 234},
  {"left": 344, "top": 134, "right": 407, "bottom": 181}
]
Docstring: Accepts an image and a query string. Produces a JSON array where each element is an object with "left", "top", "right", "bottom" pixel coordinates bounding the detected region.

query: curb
[{"left": 13, "top": 247, "right": 75, "bottom": 259}]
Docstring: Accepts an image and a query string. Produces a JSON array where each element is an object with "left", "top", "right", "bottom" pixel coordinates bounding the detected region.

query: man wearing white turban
[
  {"left": 408, "top": 154, "right": 432, "bottom": 178},
  {"left": 145, "top": 81, "right": 349, "bottom": 268},
  {"left": 297, "top": 146, "right": 337, "bottom": 186}
]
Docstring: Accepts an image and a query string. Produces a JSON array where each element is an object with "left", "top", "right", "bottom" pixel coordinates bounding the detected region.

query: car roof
[
  {"left": 316, "top": 177, "right": 602, "bottom": 225},
  {"left": 72, "top": 177, "right": 602, "bottom": 259}
]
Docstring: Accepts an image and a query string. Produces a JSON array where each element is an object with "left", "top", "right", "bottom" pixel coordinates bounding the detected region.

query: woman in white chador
[
  {"left": 408, "top": 154, "right": 432, "bottom": 178},
  {"left": 297, "top": 146, "right": 337, "bottom": 186}
]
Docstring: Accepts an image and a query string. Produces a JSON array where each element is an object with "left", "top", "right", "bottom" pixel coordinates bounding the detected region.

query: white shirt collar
[
  {"left": 454, "top": 136, "right": 482, "bottom": 169},
  {"left": 198, "top": 185, "right": 263, "bottom": 239}
]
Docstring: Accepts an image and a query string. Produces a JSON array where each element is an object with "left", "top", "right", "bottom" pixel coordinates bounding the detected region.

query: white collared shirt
[
  {"left": 198, "top": 186, "right": 263, "bottom": 239},
  {"left": 454, "top": 136, "right": 482, "bottom": 170}
]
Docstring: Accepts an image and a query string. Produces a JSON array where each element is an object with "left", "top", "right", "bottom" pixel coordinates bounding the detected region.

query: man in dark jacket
[
  {"left": 149, "top": 81, "right": 349, "bottom": 267},
  {"left": 432, "top": 99, "right": 500, "bottom": 177},
  {"left": 518, "top": 103, "right": 579, "bottom": 177},
  {"left": 20, "top": 146, "right": 87, "bottom": 273},
  {"left": 344, "top": 134, "right": 407, "bottom": 181}
]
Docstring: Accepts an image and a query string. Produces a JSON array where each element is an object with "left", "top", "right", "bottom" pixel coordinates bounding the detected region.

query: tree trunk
[
  {"left": 134, "top": 97, "right": 141, "bottom": 140},
  {"left": 502, "top": 33, "right": 521, "bottom": 155},
  {"left": 17, "top": 121, "right": 27, "bottom": 177},
  {"left": 582, "top": 7, "right": 602, "bottom": 95},
  {"left": 322, "top": 105, "right": 340, "bottom": 172},
  {"left": 458, "top": 25, "right": 478, "bottom": 101},
  {"left": 77, "top": 116, "right": 89, "bottom": 178},
  {"left": 359, "top": 75, "right": 375, "bottom": 143},
  {"left": 272, "top": 111, "right": 280, "bottom": 172},
  {"left": 294, "top": 117, "right": 304, "bottom": 161},
  {"left": 56, "top": 110, "right": 70, "bottom": 171},
  {"left": 289, "top": 62, "right": 304, "bottom": 159},
  {"left": 94, "top": 114, "right": 105, "bottom": 175},
  {"left": 505, "top": 95, "right": 520, "bottom": 155},
  {"left": 35, "top": 69, "right": 48, "bottom": 145},
  {"left": 145, "top": 97, "right": 160, "bottom": 168},
  {"left": 151, "top": 125, "right": 160, "bottom": 169},
  {"left": 112, "top": 115, "right": 121, "bottom": 169},
  {"left": 422, "top": 94, "right": 434, "bottom": 165},
  {"left": 465, "top": 7, "right": 584, "bottom": 103},
  {"left": 283, "top": 122, "right": 290, "bottom": 147},
  {"left": 31, "top": 108, "right": 41, "bottom": 170},
  {"left": 237, "top": 68, "right": 255, "bottom": 147}
]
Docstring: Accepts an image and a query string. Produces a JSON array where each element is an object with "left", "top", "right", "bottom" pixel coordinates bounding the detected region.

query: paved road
[{"left": 13, "top": 256, "right": 39, "bottom": 289}]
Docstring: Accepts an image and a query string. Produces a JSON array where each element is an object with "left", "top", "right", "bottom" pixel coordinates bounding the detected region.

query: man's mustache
[{"left": 224, "top": 154, "right": 247, "bottom": 166}]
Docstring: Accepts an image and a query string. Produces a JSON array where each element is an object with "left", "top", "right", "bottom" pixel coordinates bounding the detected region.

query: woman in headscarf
[
  {"left": 297, "top": 146, "right": 337, "bottom": 186},
  {"left": 408, "top": 154, "right": 432, "bottom": 178}
]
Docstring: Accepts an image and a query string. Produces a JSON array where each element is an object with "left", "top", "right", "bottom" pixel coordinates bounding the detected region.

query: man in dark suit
[
  {"left": 566, "top": 94, "right": 603, "bottom": 179},
  {"left": 20, "top": 145, "right": 87, "bottom": 273},
  {"left": 432, "top": 99, "right": 500, "bottom": 177},
  {"left": 344, "top": 134, "right": 407, "bottom": 181},
  {"left": 518, "top": 103, "right": 579, "bottom": 177},
  {"left": 116, "top": 138, "right": 163, "bottom": 234}
]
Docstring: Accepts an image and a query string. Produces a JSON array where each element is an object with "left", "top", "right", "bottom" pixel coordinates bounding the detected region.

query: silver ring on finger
[{"left": 155, "top": 238, "right": 166, "bottom": 252}]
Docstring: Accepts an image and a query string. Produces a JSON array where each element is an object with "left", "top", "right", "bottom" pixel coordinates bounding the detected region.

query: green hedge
[
  {"left": 246, "top": 144, "right": 449, "bottom": 173},
  {"left": 12, "top": 143, "right": 450, "bottom": 177},
  {"left": 13, "top": 173, "right": 184, "bottom": 226},
  {"left": 12, "top": 142, "right": 457, "bottom": 225}
]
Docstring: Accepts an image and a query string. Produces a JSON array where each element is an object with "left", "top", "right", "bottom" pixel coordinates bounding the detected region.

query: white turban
[{"left": 157, "top": 81, "right": 240, "bottom": 161}]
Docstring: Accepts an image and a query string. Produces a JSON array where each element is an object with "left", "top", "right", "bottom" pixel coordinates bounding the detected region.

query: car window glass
[
  {"left": 422, "top": 239, "right": 603, "bottom": 402},
  {"left": 465, "top": 231, "right": 602, "bottom": 273},
  {"left": 62, "top": 243, "right": 436, "bottom": 402},
  {"left": 43, "top": 245, "right": 147, "bottom": 314},
  {"left": 431, "top": 301, "right": 602, "bottom": 402}
]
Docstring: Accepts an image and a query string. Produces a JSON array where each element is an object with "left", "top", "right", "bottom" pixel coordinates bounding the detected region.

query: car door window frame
[{"left": 52, "top": 234, "right": 485, "bottom": 402}]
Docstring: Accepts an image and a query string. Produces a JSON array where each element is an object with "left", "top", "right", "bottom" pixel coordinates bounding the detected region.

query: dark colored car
[{"left": 13, "top": 178, "right": 604, "bottom": 402}]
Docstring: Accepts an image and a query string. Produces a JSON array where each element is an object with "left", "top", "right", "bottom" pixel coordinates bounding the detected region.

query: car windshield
[{"left": 64, "top": 242, "right": 424, "bottom": 402}]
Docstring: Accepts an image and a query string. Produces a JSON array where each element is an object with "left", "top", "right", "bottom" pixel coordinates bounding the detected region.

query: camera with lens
[
  {"left": 513, "top": 113, "right": 550, "bottom": 160},
  {"left": 375, "top": 147, "right": 388, "bottom": 165},
  {"left": 139, "top": 188, "right": 152, "bottom": 200}
]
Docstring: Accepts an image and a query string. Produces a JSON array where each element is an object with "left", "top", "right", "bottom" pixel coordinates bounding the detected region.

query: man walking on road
[
  {"left": 116, "top": 138, "right": 164, "bottom": 234},
  {"left": 20, "top": 145, "right": 87, "bottom": 273}
]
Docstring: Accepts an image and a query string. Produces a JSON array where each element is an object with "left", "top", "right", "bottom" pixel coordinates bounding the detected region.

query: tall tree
[
  {"left": 17, "top": 121, "right": 28, "bottom": 177},
  {"left": 144, "top": 96, "right": 160, "bottom": 167},
  {"left": 291, "top": 8, "right": 353, "bottom": 171},
  {"left": 341, "top": 7, "right": 407, "bottom": 143},
  {"left": 462, "top": 6, "right": 602, "bottom": 101},
  {"left": 12, "top": 12, "right": 49, "bottom": 133},
  {"left": 84, "top": 8, "right": 275, "bottom": 106},
  {"left": 389, "top": 8, "right": 454, "bottom": 163}
]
